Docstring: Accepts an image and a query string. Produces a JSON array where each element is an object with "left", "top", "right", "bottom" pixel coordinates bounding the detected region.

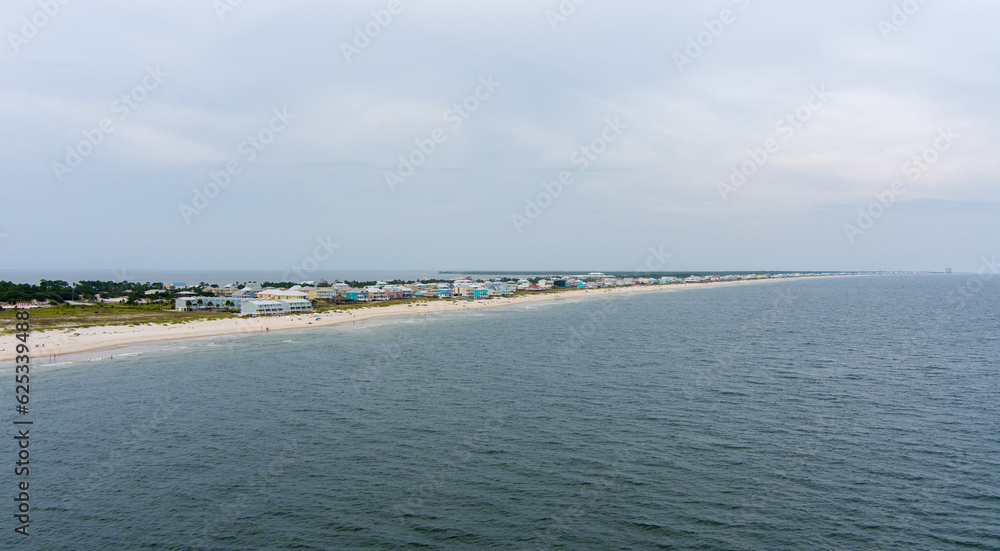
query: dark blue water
[
  {"left": 7, "top": 275, "right": 999, "bottom": 550},
  {"left": 0, "top": 270, "right": 464, "bottom": 286}
]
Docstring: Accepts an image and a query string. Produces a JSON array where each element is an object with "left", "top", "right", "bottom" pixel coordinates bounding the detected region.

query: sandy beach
[{"left": 1, "top": 278, "right": 800, "bottom": 362}]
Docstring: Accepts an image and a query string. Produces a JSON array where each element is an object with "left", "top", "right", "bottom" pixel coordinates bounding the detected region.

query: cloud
[{"left": 1, "top": 0, "right": 999, "bottom": 271}]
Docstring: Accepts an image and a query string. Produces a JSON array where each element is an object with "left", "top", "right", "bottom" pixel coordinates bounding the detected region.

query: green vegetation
[
  {"left": 0, "top": 275, "right": 606, "bottom": 336},
  {"left": 261, "top": 281, "right": 300, "bottom": 289},
  {"left": 0, "top": 303, "right": 230, "bottom": 334},
  {"left": 0, "top": 280, "right": 173, "bottom": 303}
]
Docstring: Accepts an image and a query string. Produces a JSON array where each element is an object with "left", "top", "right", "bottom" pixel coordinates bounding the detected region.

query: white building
[
  {"left": 232, "top": 287, "right": 257, "bottom": 299},
  {"left": 281, "top": 299, "right": 313, "bottom": 313},
  {"left": 332, "top": 283, "right": 350, "bottom": 294},
  {"left": 240, "top": 298, "right": 313, "bottom": 316},
  {"left": 241, "top": 299, "right": 283, "bottom": 316},
  {"left": 176, "top": 297, "right": 243, "bottom": 311}
]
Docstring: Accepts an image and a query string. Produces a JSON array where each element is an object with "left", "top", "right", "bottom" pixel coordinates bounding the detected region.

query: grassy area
[
  {"left": 0, "top": 303, "right": 232, "bottom": 334},
  {"left": 0, "top": 288, "right": 600, "bottom": 334},
  {"left": 0, "top": 299, "right": 440, "bottom": 333}
]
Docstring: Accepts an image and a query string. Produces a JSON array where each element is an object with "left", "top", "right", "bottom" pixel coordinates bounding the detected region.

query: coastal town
[
  {"left": 0, "top": 271, "right": 880, "bottom": 362},
  {"left": 0, "top": 272, "right": 871, "bottom": 316},
  {"left": 171, "top": 272, "right": 840, "bottom": 317}
]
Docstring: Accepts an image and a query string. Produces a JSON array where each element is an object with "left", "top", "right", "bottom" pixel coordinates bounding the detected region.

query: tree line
[{"left": 0, "top": 280, "right": 169, "bottom": 303}]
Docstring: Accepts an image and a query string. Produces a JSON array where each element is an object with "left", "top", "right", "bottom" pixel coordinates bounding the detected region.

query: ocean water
[
  {"left": 7, "top": 275, "right": 999, "bottom": 550},
  {"left": 0, "top": 270, "right": 465, "bottom": 286}
]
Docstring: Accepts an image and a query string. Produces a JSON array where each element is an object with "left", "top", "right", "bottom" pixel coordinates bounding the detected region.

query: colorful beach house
[
  {"left": 257, "top": 289, "right": 309, "bottom": 301},
  {"left": 486, "top": 282, "right": 514, "bottom": 297},
  {"left": 344, "top": 288, "right": 363, "bottom": 302},
  {"left": 383, "top": 285, "right": 414, "bottom": 300},
  {"left": 301, "top": 287, "right": 334, "bottom": 300},
  {"left": 363, "top": 287, "right": 388, "bottom": 302}
]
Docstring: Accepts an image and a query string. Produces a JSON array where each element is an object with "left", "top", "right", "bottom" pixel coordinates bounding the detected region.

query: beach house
[
  {"left": 363, "top": 287, "right": 388, "bottom": 302},
  {"left": 280, "top": 299, "right": 313, "bottom": 313},
  {"left": 301, "top": 287, "right": 334, "bottom": 300},
  {"left": 240, "top": 299, "right": 284, "bottom": 316},
  {"left": 344, "top": 288, "right": 363, "bottom": 302},
  {"left": 383, "top": 285, "right": 414, "bottom": 300},
  {"left": 332, "top": 283, "right": 350, "bottom": 295},
  {"left": 176, "top": 296, "right": 243, "bottom": 311},
  {"left": 257, "top": 289, "right": 309, "bottom": 301},
  {"left": 232, "top": 287, "right": 258, "bottom": 299},
  {"left": 239, "top": 298, "right": 312, "bottom": 316},
  {"left": 457, "top": 285, "right": 490, "bottom": 299},
  {"left": 486, "top": 282, "right": 514, "bottom": 297}
]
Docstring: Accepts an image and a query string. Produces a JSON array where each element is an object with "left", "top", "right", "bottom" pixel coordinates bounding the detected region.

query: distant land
[{"left": 444, "top": 270, "right": 941, "bottom": 277}]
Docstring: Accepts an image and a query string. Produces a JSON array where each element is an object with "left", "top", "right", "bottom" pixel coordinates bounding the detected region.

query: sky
[{"left": 1, "top": 0, "right": 998, "bottom": 274}]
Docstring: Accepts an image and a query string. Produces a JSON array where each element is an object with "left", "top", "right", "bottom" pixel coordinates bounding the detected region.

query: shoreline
[{"left": 0, "top": 276, "right": 846, "bottom": 362}]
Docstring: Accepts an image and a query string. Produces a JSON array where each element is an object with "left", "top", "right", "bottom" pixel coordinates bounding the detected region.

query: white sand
[{"left": 0, "top": 278, "right": 806, "bottom": 362}]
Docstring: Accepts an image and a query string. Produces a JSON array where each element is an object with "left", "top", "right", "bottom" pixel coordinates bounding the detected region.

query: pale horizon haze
[{"left": 1, "top": 1, "right": 997, "bottom": 274}]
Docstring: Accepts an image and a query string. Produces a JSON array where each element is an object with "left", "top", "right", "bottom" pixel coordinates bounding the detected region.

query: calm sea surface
[
  {"left": 6, "top": 275, "right": 999, "bottom": 550},
  {"left": 0, "top": 270, "right": 463, "bottom": 286}
]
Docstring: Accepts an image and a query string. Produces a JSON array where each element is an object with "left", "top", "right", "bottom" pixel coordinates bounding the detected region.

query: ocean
[
  {"left": 0, "top": 270, "right": 462, "bottom": 286},
  {"left": 7, "top": 275, "right": 999, "bottom": 550}
]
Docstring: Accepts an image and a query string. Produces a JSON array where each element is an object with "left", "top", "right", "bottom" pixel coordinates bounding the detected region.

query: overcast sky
[{"left": 1, "top": 0, "right": 997, "bottom": 273}]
